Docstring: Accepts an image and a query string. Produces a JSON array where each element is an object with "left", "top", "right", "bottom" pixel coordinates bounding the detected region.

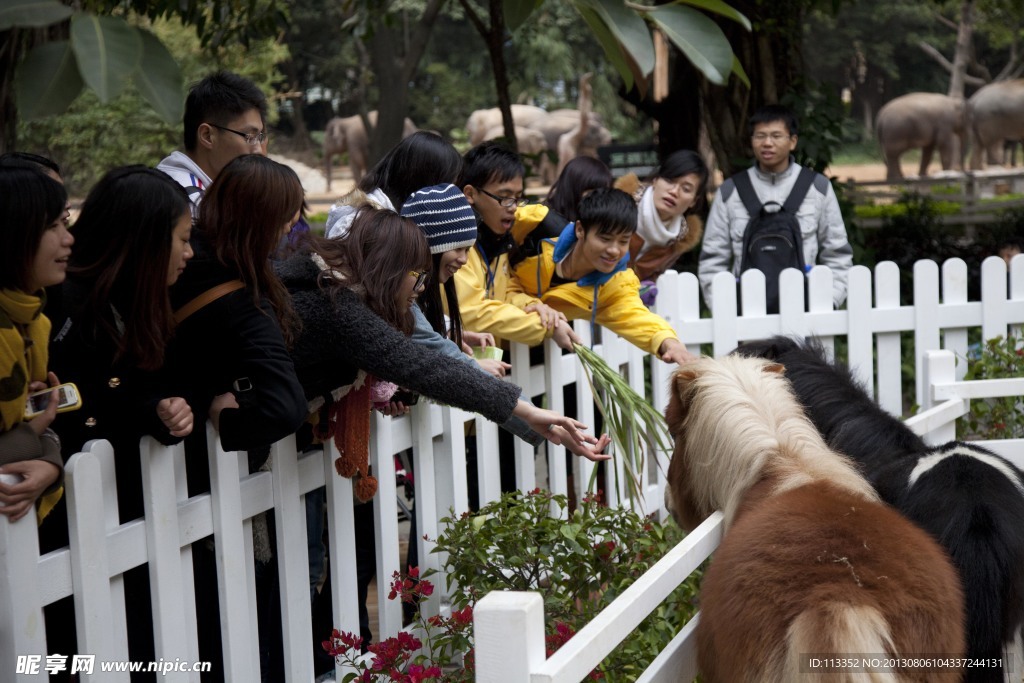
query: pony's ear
[
  {"left": 763, "top": 361, "right": 786, "bottom": 375},
  {"left": 665, "top": 370, "right": 697, "bottom": 435}
]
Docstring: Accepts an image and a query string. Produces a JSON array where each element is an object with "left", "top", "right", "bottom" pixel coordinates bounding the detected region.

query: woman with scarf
[
  {"left": 0, "top": 165, "right": 68, "bottom": 524},
  {"left": 615, "top": 149, "right": 709, "bottom": 295}
]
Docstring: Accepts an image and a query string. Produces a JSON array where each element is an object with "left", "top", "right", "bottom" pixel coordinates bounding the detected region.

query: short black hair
[
  {"left": 545, "top": 156, "right": 612, "bottom": 222},
  {"left": 748, "top": 104, "right": 798, "bottom": 137},
  {"left": 183, "top": 71, "right": 267, "bottom": 151},
  {"left": 654, "top": 149, "right": 710, "bottom": 215},
  {"left": 0, "top": 152, "right": 62, "bottom": 179},
  {"left": 0, "top": 165, "right": 67, "bottom": 290},
  {"left": 458, "top": 141, "right": 524, "bottom": 189},
  {"left": 577, "top": 188, "right": 637, "bottom": 236}
]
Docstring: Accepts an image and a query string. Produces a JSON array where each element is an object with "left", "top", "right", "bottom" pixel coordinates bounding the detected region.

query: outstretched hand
[
  {"left": 513, "top": 402, "right": 590, "bottom": 451},
  {"left": 553, "top": 430, "right": 612, "bottom": 462}
]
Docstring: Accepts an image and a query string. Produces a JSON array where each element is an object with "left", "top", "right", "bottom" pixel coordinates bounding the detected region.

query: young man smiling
[
  {"left": 510, "top": 188, "right": 695, "bottom": 364},
  {"left": 698, "top": 104, "right": 852, "bottom": 309},
  {"left": 157, "top": 71, "right": 269, "bottom": 215},
  {"left": 456, "top": 141, "right": 579, "bottom": 350}
]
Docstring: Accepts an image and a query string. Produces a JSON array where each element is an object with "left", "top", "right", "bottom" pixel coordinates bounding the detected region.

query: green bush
[
  {"left": 434, "top": 489, "right": 702, "bottom": 680},
  {"left": 957, "top": 334, "right": 1024, "bottom": 440}
]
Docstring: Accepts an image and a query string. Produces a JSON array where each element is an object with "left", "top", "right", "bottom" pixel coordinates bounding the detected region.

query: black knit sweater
[{"left": 277, "top": 251, "right": 521, "bottom": 424}]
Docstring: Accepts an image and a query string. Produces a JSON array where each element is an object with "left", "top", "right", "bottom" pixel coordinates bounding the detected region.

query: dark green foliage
[
  {"left": 434, "top": 489, "right": 703, "bottom": 680},
  {"left": 958, "top": 333, "right": 1024, "bottom": 440}
]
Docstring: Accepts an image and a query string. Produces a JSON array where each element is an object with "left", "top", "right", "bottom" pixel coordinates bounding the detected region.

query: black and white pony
[{"left": 737, "top": 336, "right": 1024, "bottom": 683}]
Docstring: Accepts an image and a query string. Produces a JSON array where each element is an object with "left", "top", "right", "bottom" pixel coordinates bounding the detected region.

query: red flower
[
  {"left": 452, "top": 606, "right": 473, "bottom": 625},
  {"left": 322, "top": 629, "right": 363, "bottom": 657},
  {"left": 408, "top": 664, "right": 442, "bottom": 682}
]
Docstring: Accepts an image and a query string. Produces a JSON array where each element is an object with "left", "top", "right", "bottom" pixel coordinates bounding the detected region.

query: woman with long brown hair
[
  {"left": 169, "top": 154, "right": 307, "bottom": 455},
  {"left": 282, "top": 206, "right": 599, "bottom": 451}
]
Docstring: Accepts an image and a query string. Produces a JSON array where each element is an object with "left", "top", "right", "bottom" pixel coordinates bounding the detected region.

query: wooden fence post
[{"left": 474, "top": 592, "right": 546, "bottom": 682}]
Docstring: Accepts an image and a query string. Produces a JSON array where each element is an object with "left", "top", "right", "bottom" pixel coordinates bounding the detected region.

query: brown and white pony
[{"left": 665, "top": 356, "right": 965, "bottom": 683}]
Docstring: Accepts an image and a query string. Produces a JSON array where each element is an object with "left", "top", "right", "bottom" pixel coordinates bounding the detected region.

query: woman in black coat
[
  {"left": 45, "top": 166, "right": 197, "bottom": 681},
  {"left": 49, "top": 167, "right": 195, "bottom": 521},
  {"left": 168, "top": 155, "right": 308, "bottom": 480}
]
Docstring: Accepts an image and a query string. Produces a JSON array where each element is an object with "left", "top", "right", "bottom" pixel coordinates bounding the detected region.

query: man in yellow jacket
[
  {"left": 510, "top": 188, "right": 695, "bottom": 364},
  {"left": 456, "top": 142, "right": 579, "bottom": 350}
]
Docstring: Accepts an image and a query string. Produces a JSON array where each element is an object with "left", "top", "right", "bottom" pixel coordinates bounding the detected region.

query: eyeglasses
[
  {"left": 474, "top": 187, "right": 529, "bottom": 209},
  {"left": 209, "top": 123, "right": 267, "bottom": 146},
  {"left": 751, "top": 132, "right": 791, "bottom": 143},
  {"left": 408, "top": 270, "right": 429, "bottom": 291}
]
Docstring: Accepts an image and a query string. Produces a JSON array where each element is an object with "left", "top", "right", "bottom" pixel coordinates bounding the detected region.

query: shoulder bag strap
[{"left": 174, "top": 279, "right": 245, "bottom": 324}]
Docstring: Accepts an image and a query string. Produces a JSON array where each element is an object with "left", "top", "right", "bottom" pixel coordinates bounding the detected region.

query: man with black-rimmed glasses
[{"left": 157, "top": 71, "right": 268, "bottom": 217}]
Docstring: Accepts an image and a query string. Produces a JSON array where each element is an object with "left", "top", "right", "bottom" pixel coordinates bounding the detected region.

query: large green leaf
[
  {"left": 132, "top": 28, "right": 184, "bottom": 124},
  {"left": 70, "top": 14, "right": 141, "bottom": 102},
  {"left": 585, "top": 0, "right": 655, "bottom": 76},
  {"left": 645, "top": 4, "right": 733, "bottom": 85},
  {"left": 0, "top": 0, "right": 71, "bottom": 30},
  {"left": 573, "top": 4, "right": 642, "bottom": 94},
  {"left": 15, "top": 40, "right": 84, "bottom": 119},
  {"left": 677, "top": 0, "right": 751, "bottom": 31},
  {"left": 504, "top": 0, "right": 544, "bottom": 32},
  {"left": 731, "top": 53, "right": 750, "bottom": 88}
]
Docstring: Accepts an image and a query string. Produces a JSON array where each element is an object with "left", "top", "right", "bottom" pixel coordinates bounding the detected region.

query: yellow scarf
[{"left": 0, "top": 288, "right": 62, "bottom": 521}]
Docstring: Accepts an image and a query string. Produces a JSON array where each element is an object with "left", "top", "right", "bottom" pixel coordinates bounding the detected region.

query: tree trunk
[
  {"left": 696, "top": 0, "right": 807, "bottom": 177},
  {"left": 364, "top": 0, "right": 446, "bottom": 166},
  {"left": 458, "top": 0, "right": 517, "bottom": 152},
  {"left": 948, "top": 0, "right": 974, "bottom": 98},
  {"left": 282, "top": 59, "right": 311, "bottom": 151},
  {"left": 488, "top": 0, "right": 517, "bottom": 151},
  {"left": 0, "top": 29, "right": 22, "bottom": 153}
]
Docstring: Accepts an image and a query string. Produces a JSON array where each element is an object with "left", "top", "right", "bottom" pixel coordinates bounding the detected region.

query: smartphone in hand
[{"left": 25, "top": 383, "right": 82, "bottom": 418}]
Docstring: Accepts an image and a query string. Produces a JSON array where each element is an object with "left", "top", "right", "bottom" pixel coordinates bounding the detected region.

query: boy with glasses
[
  {"left": 157, "top": 71, "right": 268, "bottom": 215},
  {"left": 698, "top": 104, "right": 852, "bottom": 310},
  {"left": 456, "top": 141, "right": 580, "bottom": 351}
]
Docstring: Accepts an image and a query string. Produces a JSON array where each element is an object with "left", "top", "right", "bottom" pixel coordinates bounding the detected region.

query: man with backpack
[{"left": 698, "top": 104, "right": 852, "bottom": 312}]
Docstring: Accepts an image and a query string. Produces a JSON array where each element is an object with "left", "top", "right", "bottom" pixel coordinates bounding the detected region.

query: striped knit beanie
[{"left": 400, "top": 183, "right": 478, "bottom": 254}]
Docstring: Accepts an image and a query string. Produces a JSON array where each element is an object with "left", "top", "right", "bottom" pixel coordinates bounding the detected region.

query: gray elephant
[
  {"left": 968, "top": 79, "right": 1024, "bottom": 169},
  {"left": 876, "top": 93, "right": 966, "bottom": 181},
  {"left": 465, "top": 104, "right": 548, "bottom": 146},
  {"left": 323, "top": 111, "right": 417, "bottom": 190}
]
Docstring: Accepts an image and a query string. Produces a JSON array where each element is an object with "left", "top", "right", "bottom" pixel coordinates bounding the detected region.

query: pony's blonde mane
[{"left": 673, "top": 355, "right": 878, "bottom": 525}]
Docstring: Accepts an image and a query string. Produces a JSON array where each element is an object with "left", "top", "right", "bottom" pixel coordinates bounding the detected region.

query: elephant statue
[
  {"left": 482, "top": 125, "right": 553, "bottom": 181},
  {"left": 968, "top": 79, "right": 1024, "bottom": 169},
  {"left": 482, "top": 125, "right": 548, "bottom": 155},
  {"left": 465, "top": 104, "right": 548, "bottom": 146},
  {"left": 876, "top": 93, "right": 966, "bottom": 182},
  {"left": 323, "top": 111, "right": 417, "bottom": 191},
  {"left": 550, "top": 74, "right": 612, "bottom": 178}
]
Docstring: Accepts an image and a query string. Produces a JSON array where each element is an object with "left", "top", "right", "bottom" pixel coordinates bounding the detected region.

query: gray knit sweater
[{"left": 278, "top": 251, "right": 521, "bottom": 424}]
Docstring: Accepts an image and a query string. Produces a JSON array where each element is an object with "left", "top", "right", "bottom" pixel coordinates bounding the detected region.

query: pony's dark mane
[
  {"left": 734, "top": 337, "right": 926, "bottom": 473},
  {"left": 737, "top": 335, "right": 1024, "bottom": 680}
]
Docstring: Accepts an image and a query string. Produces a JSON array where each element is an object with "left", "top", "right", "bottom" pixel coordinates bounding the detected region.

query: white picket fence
[
  {"left": 2, "top": 256, "right": 1023, "bottom": 682},
  {"left": 473, "top": 348, "right": 1024, "bottom": 682}
]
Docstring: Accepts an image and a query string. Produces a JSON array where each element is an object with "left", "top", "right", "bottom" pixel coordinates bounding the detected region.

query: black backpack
[{"left": 734, "top": 166, "right": 816, "bottom": 313}]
